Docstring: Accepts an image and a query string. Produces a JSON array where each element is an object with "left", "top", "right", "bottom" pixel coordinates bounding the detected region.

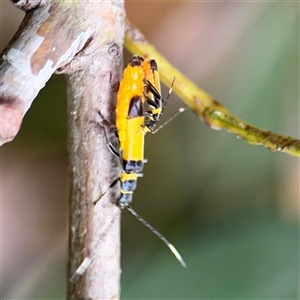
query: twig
[
  {"left": 1, "top": 1, "right": 125, "bottom": 299},
  {"left": 125, "top": 20, "right": 300, "bottom": 158},
  {"left": 67, "top": 64, "right": 122, "bottom": 299}
]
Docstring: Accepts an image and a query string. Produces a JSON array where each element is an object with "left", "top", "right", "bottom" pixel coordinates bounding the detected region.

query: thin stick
[
  {"left": 124, "top": 20, "right": 300, "bottom": 158},
  {"left": 67, "top": 62, "right": 122, "bottom": 299}
]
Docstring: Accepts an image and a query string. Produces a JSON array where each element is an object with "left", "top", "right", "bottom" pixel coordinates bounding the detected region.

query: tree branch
[
  {"left": 124, "top": 20, "right": 300, "bottom": 158},
  {"left": 67, "top": 65, "right": 122, "bottom": 299},
  {"left": 1, "top": 0, "right": 125, "bottom": 298}
]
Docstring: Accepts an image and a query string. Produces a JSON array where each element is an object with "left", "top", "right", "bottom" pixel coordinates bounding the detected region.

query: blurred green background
[{"left": 1, "top": 2, "right": 299, "bottom": 299}]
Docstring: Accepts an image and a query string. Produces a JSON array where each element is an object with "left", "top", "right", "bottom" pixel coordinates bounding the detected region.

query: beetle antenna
[{"left": 126, "top": 205, "right": 186, "bottom": 267}]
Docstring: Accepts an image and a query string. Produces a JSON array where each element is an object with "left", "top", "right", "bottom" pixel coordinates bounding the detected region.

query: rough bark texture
[
  {"left": 1, "top": 0, "right": 125, "bottom": 299},
  {"left": 67, "top": 64, "right": 122, "bottom": 299},
  {"left": 63, "top": 3, "right": 124, "bottom": 299}
]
